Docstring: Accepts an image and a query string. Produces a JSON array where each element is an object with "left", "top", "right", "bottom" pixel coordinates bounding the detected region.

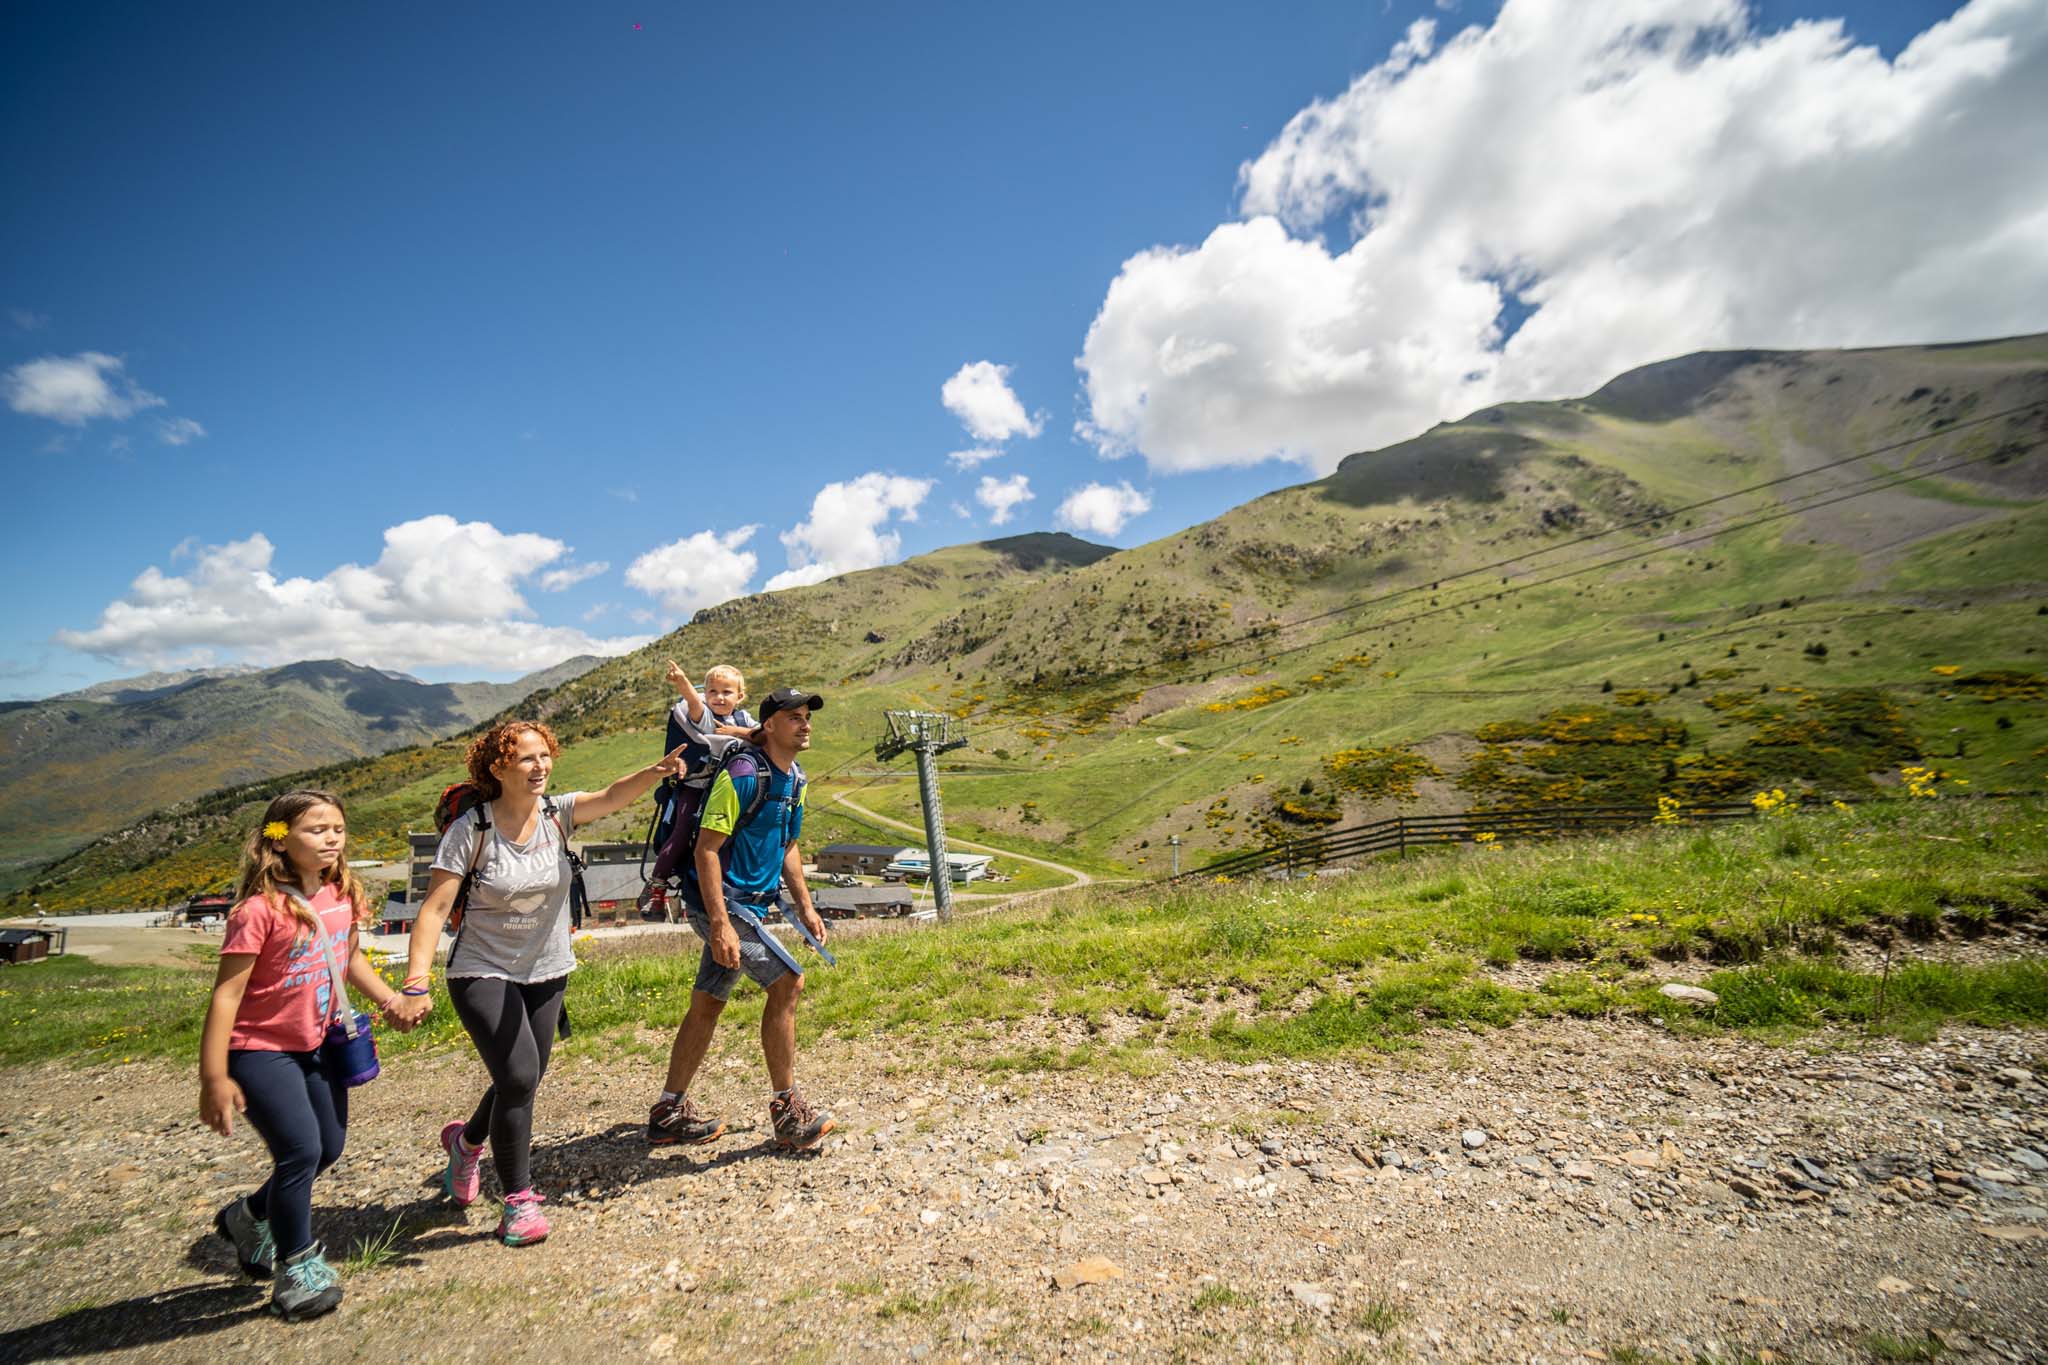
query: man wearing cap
[{"left": 647, "top": 688, "right": 835, "bottom": 1151}]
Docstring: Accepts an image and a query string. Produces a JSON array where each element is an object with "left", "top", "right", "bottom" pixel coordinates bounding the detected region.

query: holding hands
[{"left": 383, "top": 991, "right": 433, "bottom": 1031}]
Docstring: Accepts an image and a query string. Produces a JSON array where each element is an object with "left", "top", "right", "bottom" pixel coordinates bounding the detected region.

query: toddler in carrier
[{"left": 643, "top": 661, "right": 757, "bottom": 909}]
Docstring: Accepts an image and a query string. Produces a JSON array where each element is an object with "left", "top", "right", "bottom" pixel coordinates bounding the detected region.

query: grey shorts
[{"left": 685, "top": 906, "right": 796, "bottom": 1001}]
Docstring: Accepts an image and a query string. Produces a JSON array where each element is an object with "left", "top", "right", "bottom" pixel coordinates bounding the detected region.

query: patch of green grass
[
  {"left": 1354, "top": 1297, "right": 1408, "bottom": 1336},
  {"left": 836, "top": 1276, "right": 886, "bottom": 1298},
  {"left": 875, "top": 1280, "right": 986, "bottom": 1320},
  {"left": 52, "top": 1219, "right": 118, "bottom": 1251},
  {"left": 1686, "top": 958, "right": 2048, "bottom": 1040},
  {"left": 1859, "top": 1332, "right": 1945, "bottom": 1362},
  {"left": 339, "top": 1216, "right": 410, "bottom": 1273},
  {"left": 1607, "top": 1348, "right": 1676, "bottom": 1365},
  {"left": 1191, "top": 1284, "right": 1252, "bottom": 1312}
]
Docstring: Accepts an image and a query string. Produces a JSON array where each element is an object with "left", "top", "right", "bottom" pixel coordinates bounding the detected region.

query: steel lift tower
[{"left": 874, "top": 710, "right": 968, "bottom": 922}]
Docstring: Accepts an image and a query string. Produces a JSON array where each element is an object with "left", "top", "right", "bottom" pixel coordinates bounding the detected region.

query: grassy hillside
[
  {"left": 0, "top": 656, "right": 603, "bottom": 884},
  {"left": 11, "top": 338, "right": 2048, "bottom": 912}
]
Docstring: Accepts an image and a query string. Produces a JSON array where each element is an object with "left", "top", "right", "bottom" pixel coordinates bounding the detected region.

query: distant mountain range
[
  {"left": 11, "top": 334, "right": 2045, "bottom": 910},
  {"left": 0, "top": 655, "right": 603, "bottom": 876}
]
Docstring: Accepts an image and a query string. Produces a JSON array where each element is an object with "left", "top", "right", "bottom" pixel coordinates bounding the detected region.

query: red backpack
[{"left": 434, "top": 783, "right": 492, "bottom": 932}]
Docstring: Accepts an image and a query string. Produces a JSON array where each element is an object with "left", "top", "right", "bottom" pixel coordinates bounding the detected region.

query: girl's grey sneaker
[
  {"left": 213, "top": 1196, "right": 274, "bottom": 1279},
  {"left": 270, "top": 1243, "right": 343, "bottom": 1321}
]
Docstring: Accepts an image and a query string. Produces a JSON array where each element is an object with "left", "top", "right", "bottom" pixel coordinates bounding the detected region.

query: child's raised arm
[{"left": 666, "top": 659, "right": 705, "bottom": 724}]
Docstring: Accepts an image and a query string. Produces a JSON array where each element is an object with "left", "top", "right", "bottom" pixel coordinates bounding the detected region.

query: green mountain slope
[
  {"left": 0, "top": 656, "right": 604, "bottom": 879},
  {"left": 12, "top": 337, "right": 2047, "bottom": 911}
]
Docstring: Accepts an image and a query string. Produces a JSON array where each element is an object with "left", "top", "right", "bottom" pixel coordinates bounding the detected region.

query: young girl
[
  {"left": 386, "top": 720, "right": 682, "bottom": 1247},
  {"left": 199, "top": 789, "right": 408, "bottom": 1322}
]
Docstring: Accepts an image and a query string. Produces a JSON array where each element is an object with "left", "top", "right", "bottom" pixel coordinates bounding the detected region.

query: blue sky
[{"left": 3, "top": 0, "right": 2036, "bottom": 698}]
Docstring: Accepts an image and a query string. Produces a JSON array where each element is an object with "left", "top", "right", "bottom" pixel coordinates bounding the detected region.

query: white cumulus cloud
[
  {"left": 4, "top": 351, "right": 166, "bottom": 425},
  {"left": 156, "top": 416, "right": 206, "bottom": 446},
  {"left": 946, "top": 446, "right": 1006, "bottom": 470},
  {"left": 1055, "top": 481, "right": 1152, "bottom": 538},
  {"left": 941, "top": 361, "right": 1044, "bottom": 443},
  {"left": 57, "top": 518, "right": 647, "bottom": 672},
  {"left": 538, "top": 560, "right": 611, "bottom": 592},
  {"left": 1078, "top": 0, "right": 2048, "bottom": 475},
  {"left": 765, "top": 473, "right": 934, "bottom": 591},
  {"left": 975, "top": 473, "right": 1034, "bottom": 526},
  {"left": 624, "top": 527, "right": 761, "bottom": 614}
]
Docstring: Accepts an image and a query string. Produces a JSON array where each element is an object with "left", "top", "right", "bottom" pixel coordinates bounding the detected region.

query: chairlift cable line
[
  {"left": 943, "top": 434, "right": 2043, "bottom": 752},
  {"left": 1058, "top": 437, "right": 2042, "bottom": 836},
  {"left": 807, "top": 415, "right": 2038, "bottom": 784},
  {"left": 926, "top": 399, "right": 2046, "bottom": 727}
]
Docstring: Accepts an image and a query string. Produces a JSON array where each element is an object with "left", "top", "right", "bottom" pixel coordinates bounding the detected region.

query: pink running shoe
[
  {"left": 497, "top": 1189, "right": 549, "bottom": 1246},
  {"left": 440, "top": 1121, "right": 482, "bottom": 1206}
]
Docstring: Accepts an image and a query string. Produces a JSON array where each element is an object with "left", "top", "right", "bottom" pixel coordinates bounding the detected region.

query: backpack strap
[
  {"left": 542, "top": 796, "right": 589, "bottom": 930},
  {"left": 282, "top": 888, "right": 357, "bottom": 1035},
  {"left": 447, "top": 802, "right": 491, "bottom": 952}
]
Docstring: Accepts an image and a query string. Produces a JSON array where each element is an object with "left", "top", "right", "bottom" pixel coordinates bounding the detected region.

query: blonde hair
[
  {"left": 464, "top": 719, "right": 562, "bottom": 800},
  {"left": 233, "top": 790, "right": 373, "bottom": 941},
  {"left": 704, "top": 664, "right": 746, "bottom": 699}
]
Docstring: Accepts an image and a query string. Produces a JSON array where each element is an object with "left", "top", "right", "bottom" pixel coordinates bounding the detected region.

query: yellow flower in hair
[{"left": 263, "top": 821, "right": 290, "bottom": 841}]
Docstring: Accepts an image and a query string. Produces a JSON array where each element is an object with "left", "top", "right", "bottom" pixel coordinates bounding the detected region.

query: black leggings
[
  {"left": 448, "top": 975, "right": 567, "bottom": 1195},
  {"left": 228, "top": 1048, "right": 347, "bottom": 1259}
]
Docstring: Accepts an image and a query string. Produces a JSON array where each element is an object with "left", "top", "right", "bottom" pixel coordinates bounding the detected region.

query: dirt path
[
  {"left": 1154, "top": 735, "right": 1191, "bottom": 757},
  {"left": 1, "top": 1016, "right": 2043, "bottom": 1363},
  {"left": 831, "top": 795, "right": 1096, "bottom": 891}
]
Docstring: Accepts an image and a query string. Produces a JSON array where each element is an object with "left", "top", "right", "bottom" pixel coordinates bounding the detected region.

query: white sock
[{"left": 660, "top": 1090, "right": 681, "bottom": 1105}]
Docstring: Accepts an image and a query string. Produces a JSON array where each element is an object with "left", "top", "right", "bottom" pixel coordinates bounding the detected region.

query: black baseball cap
[{"left": 759, "top": 687, "right": 825, "bottom": 720}]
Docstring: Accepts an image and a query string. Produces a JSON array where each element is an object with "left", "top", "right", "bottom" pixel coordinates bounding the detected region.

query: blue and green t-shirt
[{"left": 689, "top": 751, "right": 805, "bottom": 900}]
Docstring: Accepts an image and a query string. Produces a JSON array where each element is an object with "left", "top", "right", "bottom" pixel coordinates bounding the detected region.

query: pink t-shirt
[{"left": 221, "top": 884, "right": 358, "bottom": 1053}]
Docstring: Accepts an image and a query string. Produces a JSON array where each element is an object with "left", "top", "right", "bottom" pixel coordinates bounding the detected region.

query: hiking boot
[
  {"left": 769, "top": 1087, "right": 835, "bottom": 1151},
  {"left": 270, "top": 1242, "right": 343, "bottom": 1321},
  {"left": 647, "top": 1094, "right": 725, "bottom": 1147},
  {"left": 440, "top": 1120, "right": 482, "bottom": 1206},
  {"left": 213, "top": 1195, "right": 274, "bottom": 1279},
  {"left": 497, "top": 1189, "right": 549, "bottom": 1247}
]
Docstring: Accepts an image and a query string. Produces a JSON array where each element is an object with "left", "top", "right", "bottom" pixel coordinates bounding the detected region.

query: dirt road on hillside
[
  {"left": 830, "top": 795, "right": 1098, "bottom": 898},
  {"left": 2, "top": 1017, "right": 2043, "bottom": 1363}
]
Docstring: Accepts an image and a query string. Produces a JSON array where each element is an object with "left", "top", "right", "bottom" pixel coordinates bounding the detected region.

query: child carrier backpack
[{"left": 637, "top": 743, "right": 804, "bottom": 906}]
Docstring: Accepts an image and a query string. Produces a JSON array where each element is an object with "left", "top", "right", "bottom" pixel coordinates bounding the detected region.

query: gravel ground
[{"left": 0, "top": 1016, "right": 2043, "bottom": 1363}]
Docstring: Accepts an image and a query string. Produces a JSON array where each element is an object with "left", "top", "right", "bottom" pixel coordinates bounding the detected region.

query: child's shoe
[
  {"left": 213, "top": 1195, "right": 275, "bottom": 1280},
  {"left": 769, "top": 1086, "right": 835, "bottom": 1151},
  {"left": 440, "top": 1120, "right": 482, "bottom": 1206},
  {"left": 270, "top": 1243, "right": 343, "bottom": 1321},
  {"left": 497, "top": 1189, "right": 549, "bottom": 1246}
]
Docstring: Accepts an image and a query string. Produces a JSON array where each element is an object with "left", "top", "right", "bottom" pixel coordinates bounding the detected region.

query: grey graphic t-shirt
[{"left": 434, "top": 793, "right": 583, "bottom": 983}]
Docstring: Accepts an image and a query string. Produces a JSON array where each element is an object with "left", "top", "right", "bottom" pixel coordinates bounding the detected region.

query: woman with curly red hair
[{"left": 387, "top": 719, "right": 681, "bottom": 1246}]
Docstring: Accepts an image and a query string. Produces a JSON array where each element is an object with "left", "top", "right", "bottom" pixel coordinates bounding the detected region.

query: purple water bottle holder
[{"left": 295, "top": 891, "right": 380, "bottom": 1087}]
